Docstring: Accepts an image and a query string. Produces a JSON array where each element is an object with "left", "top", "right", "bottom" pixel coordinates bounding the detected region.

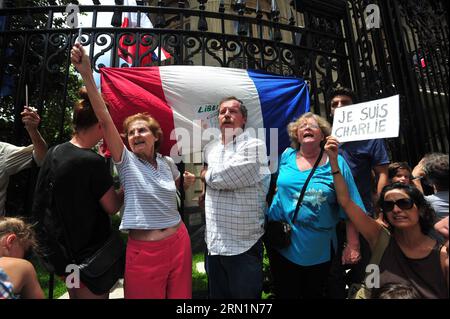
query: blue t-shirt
[
  {"left": 267, "top": 148, "right": 365, "bottom": 266},
  {"left": 338, "top": 139, "right": 389, "bottom": 215}
]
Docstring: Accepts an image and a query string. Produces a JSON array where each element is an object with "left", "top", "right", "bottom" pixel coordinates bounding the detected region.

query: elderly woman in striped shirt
[{"left": 71, "top": 44, "right": 191, "bottom": 299}]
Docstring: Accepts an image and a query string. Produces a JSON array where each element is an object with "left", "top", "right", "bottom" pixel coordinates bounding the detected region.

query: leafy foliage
[{"left": 1, "top": 0, "right": 84, "bottom": 146}]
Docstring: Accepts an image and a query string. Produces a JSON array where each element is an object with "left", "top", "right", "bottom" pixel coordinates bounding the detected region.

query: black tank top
[{"left": 379, "top": 237, "right": 448, "bottom": 299}]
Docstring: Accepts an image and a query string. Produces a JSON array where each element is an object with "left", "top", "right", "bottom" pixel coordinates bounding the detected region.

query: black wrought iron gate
[{"left": 0, "top": 0, "right": 448, "bottom": 214}]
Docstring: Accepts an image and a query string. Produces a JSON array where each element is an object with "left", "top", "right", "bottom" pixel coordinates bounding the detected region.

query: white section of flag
[{"left": 160, "top": 66, "right": 264, "bottom": 153}]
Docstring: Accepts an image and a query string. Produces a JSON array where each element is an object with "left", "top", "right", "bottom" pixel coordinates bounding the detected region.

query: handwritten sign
[{"left": 331, "top": 95, "right": 399, "bottom": 142}]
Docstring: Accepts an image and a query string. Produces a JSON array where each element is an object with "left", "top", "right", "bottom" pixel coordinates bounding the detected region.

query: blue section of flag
[{"left": 248, "top": 69, "right": 310, "bottom": 156}]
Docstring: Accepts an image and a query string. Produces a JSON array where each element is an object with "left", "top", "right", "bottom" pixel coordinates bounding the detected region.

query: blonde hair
[
  {"left": 0, "top": 217, "right": 38, "bottom": 255},
  {"left": 287, "top": 112, "right": 331, "bottom": 150}
]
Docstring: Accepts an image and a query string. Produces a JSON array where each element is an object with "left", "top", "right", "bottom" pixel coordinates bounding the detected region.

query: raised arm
[
  {"left": 411, "top": 159, "right": 426, "bottom": 193},
  {"left": 374, "top": 164, "right": 389, "bottom": 196},
  {"left": 21, "top": 106, "right": 47, "bottom": 165},
  {"left": 325, "top": 136, "right": 382, "bottom": 250},
  {"left": 70, "top": 43, "right": 124, "bottom": 163}
]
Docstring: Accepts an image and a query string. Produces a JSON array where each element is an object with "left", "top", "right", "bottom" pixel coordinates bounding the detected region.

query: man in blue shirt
[{"left": 327, "top": 88, "right": 390, "bottom": 298}]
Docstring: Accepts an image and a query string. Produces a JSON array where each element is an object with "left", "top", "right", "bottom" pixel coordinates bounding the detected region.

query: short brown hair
[
  {"left": 422, "top": 153, "right": 449, "bottom": 191},
  {"left": 0, "top": 217, "right": 38, "bottom": 255},
  {"left": 329, "top": 87, "right": 357, "bottom": 105},
  {"left": 388, "top": 162, "right": 412, "bottom": 179},
  {"left": 218, "top": 96, "right": 247, "bottom": 120},
  {"left": 287, "top": 112, "right": 331, "bottom": 150},
  {"left": 123, "top": 113, "right": 163, "bottom": 152}
]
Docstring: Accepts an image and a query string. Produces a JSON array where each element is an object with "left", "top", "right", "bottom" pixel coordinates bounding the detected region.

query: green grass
[
  {"left": 35, "top": 252, "right": 210, "bottom": 299},
  {"left": 35, "top": 251, "right": 273, "bottom": 299},
  {"left": 33, "top": 215, "right": 273, "bottom": 299},
  {"left": 33, "top": 258, "right": 67, "bottom": 299},
  {"left": 33, "top": 214, "right": 125, "bottom": 299},
  {"left": 190, "top": 249, "right": 275, "bottom": 299},
  {"left": 192, "top": 252, "right": 208, "bottom": 299}
]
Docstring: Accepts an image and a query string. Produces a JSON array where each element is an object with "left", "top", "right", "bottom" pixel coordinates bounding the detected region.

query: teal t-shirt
[{"left": 267, "top": 148, "right": 366, "bottom": 266}]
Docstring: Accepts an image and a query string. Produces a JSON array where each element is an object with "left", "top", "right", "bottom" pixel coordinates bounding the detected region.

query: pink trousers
[{"left": 124, "top": 222, "right": 192, "bottom": 299}]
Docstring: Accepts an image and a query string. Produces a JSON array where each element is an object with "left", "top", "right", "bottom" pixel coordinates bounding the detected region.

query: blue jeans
[{"left": 205, "top": 239, "right": 263, "bottom": 299}]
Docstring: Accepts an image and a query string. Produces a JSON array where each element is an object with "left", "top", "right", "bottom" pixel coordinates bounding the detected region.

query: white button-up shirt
[
  {"left": 203, "top": 131, "right": 271, "bottom": 256},
  {"left": 0, "top": 142, "right": 35, "bottom": 215}
]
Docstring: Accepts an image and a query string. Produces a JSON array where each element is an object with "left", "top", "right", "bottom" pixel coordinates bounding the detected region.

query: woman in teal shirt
[{"left": 266, "top": 112, "right": 365, "bottom": 298}]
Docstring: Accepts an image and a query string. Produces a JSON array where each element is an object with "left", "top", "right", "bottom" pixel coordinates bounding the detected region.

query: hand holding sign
[{"left": 331, "top": 95, "right": 399, "bottom": 143}]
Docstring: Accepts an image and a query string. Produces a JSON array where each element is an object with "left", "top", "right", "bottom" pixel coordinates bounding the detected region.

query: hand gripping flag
[
  {"left": 100, "top": 66, "right": 310, "bottom": 171},
  {"left": 118, "top": 0, "right": 171, "bottom": 66}
]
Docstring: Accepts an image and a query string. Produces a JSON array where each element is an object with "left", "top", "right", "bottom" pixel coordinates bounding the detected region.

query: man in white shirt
[
  {"left": 0, "top": 106, "right": 47, "bottom": 215},
  {"left": 200, "top": 97, "right": 270, "bottom": 299}
]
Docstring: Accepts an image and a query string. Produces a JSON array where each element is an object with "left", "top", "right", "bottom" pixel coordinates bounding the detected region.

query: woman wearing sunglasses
[{"left": 325, "top": 136, "right": 448, "bottom": 299}]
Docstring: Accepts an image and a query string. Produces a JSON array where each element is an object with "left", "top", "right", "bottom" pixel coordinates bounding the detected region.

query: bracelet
[{"left": 332, "top": 170, "right": 341, "bottom": 175}]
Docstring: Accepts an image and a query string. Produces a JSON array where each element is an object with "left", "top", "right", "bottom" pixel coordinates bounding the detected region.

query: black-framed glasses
[{"left": 381, "top": 198, "right": 414, "bottom": 212}]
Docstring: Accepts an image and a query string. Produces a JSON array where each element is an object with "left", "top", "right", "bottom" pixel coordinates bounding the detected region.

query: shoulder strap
[
  {"left": 47, "top": 145, "right": 76, "bottom": 263},
  {"left": 355, "top": 226, "right": 390, "bottom": 293},
  {"left": 368, "top": 226, "right": 391, "bottom": 266},
  {"left": 291, "top": 146, "right": 324, "bottom": 223}
]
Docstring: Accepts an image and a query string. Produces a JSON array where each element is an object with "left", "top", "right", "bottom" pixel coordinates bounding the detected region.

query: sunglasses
[{"left": 381, "top": 198, "right": 414, "bottom": 212}]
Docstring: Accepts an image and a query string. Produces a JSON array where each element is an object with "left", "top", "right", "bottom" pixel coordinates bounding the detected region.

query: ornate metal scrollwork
[
  {"left": 225, "top": 40, "right": 243, "bottom": 67},
  {"left": 183, "top": 35, "right": 202, "bottom": 65},
  {"left": 47, "top": 33, "right": 70, "bottom": 74},
  {"left": 205, "top": 37, "right": 226, "bottom": 66},
  {"left": 93, "top": 33, "right": 114, "bottom": 71}
]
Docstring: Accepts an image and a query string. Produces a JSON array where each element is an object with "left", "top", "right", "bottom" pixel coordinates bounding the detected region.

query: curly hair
[
  {"left": 377, "top": 183, "right": 436, "bottom": 235},
  {"left": 0, "top": 217, "right": 39, "bottom": 256},
  {"left": 123, "top": 113, "right": 163, "bottom": 153},
  {"left": 422, "top": 153, "right": 449, "bottom": 191},
  {"left": 287, "top": 112, "right": 331, "bottom": 150}
]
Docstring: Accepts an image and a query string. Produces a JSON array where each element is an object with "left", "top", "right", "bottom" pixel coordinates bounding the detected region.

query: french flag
[
  {"left": 100, "top": 66, "right": 309, "bottom": 170},
  {"left": 118, "top": 0, "right": 171, "bottom": 66}
]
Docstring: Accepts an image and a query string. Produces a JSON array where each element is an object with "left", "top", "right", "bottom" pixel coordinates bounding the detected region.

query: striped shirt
[
  {"left": 203, "top": 131, "right": 271, "bottom": 256},
  {"left": 114, "top": 147, "right": 181, "bottom": 230},
  {"left": 0, "top": 142, "right": 35, "bottom": 215}
]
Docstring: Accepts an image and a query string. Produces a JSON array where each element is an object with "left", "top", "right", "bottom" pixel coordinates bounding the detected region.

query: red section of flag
[{"left": 100, "top": 67, "right": 177, "bottom": 156}]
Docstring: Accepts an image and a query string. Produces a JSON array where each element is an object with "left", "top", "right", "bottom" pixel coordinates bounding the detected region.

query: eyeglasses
[
  {"left": 381, "top": 198, "right": 414, "bottom": 212},
  {"left": 298, "top": 123, "right": 320, "bottom": 130}
]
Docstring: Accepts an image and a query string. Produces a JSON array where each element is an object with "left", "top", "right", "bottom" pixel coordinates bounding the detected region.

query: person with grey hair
[
  {"left": 412, "top": 153, "right": 449, "bottom": 220},
  {"left": 266, "top": 112, "right": 365, "bottom": 299},
  {"left": 200, "top": 96, "right": 270, "bottom": 299}
]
